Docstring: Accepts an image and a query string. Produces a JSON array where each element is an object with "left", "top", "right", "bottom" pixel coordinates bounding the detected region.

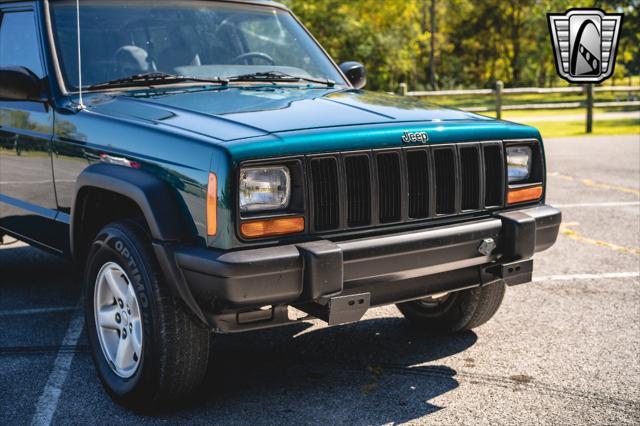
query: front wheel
[
  {"left": 84, "top": 220, "right": 210, "bottom": 409},
  {"left": 396, "top": 281, "right": 506, "bottom": 334}
]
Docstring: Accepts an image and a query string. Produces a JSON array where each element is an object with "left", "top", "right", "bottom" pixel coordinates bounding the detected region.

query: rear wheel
[
  {"left": 396, "top": 281, "right": 506, "bottom": 334},
  {"left": 84, "top": 220, "right": 210, "bottom": 409}
]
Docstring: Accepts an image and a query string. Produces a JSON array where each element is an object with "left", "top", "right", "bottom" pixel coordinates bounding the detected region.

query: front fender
[{"left": 71, "top": 163, "right": 207, "bottom": 325}]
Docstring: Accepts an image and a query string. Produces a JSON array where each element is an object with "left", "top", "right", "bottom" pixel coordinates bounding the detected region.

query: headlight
[
  {"left": 240, "top": 166, "right": 291, "bottom": 212},
  {"left": 506, "top": 146, "right": 533, "bottom": 183}
]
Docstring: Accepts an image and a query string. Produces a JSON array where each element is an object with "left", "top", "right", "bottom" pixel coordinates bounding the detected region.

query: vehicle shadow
[
  {"left": 0, "top": 241, "right": 74, "bottom": 282},
  {"left": 1, "top": 242, "right": 477, "bottom": 423},
  {"left": 0, "top": 242, "right": 78, "bottom": 299},
  {"left": 173, "top": 318, "right": 477, "bottom": 424}
]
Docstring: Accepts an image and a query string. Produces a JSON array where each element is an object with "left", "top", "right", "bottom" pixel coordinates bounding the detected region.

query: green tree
[{"left": 283, "top": 0, "right": 638, "bottom": 90}]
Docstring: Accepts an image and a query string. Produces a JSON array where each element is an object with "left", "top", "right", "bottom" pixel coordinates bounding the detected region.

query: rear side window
[{"left": 0, "top": 11, "right": 45, "bottom": 78}]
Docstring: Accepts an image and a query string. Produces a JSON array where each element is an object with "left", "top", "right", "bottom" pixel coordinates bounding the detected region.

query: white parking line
[
  {"left": 553, "top": 201, "right": 640, "bottom": 208},
  {"left": 31, "top": 307, "right": 84, "bottom": 426},
  {"left": 534, "top": 272, "right": 640, "bottom": 282},
  {"left": 0, "top": 307, "right": 76, "bottom": 317}
]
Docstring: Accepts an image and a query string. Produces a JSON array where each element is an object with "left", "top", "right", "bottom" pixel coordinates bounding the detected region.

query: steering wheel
[{"left": 233, "top": 52, "right": 275, "bottom": 65}]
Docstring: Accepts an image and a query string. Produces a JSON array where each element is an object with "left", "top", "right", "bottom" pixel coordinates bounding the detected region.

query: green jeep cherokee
[{"left": 0, "top": 0, "right": 561, "bottom": 408}]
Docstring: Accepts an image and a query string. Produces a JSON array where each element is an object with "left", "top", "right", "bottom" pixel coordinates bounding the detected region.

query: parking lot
[{"left": 1, "top": 134, "right": 639, "bottom": 425}]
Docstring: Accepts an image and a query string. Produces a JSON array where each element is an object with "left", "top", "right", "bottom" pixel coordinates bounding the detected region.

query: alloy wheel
[{"left": 94, "top": 262, "right": 143, "bottom": 378}]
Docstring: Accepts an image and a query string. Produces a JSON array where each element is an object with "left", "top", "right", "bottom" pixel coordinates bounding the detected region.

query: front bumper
[{"left": 161, "top": 205, "right": 561, "bottom": 332}]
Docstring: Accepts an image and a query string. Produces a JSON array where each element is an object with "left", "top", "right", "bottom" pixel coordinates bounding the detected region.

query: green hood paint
[
  {"left": 87, "top": 85, "right": 540, "bottom": 159},
  {"left": 89, "top": 86, "right": 507, "bottom": 136}
]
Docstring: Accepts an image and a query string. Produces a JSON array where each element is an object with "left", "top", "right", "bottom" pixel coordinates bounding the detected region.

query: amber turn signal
[
  {"left": 207, "top": 173, "right": 217, "bottom": 236},
  {"left": 241, "top": 217, "right": 305, "bottom": 239},
  {"left": 507, "top": 185, "right": 543, "bottom": 205}
]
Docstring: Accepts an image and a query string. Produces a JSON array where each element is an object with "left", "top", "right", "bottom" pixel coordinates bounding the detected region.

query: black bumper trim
[
  {"left": 497, "top": 211, "right": 537, "bottom": 259},
  {"left": 172, "top": 205, "right": 560, "bottom": 320}
]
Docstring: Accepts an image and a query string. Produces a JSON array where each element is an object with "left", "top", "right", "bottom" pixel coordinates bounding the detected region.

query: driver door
[{"left": 0, "top": 7, "right": 62, "bottom": 252}]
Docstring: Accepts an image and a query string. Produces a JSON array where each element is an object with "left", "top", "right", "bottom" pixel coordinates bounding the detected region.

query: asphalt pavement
[{"left": 1, "top": 134, "right": 639, "bottom": 425}]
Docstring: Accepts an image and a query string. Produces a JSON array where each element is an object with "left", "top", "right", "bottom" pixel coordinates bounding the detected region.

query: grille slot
[
  {"left": 345, "top": 155, "right": 372, "bottom": 227},
  {"left": 483, "top": 145, "right": 504, "bottom": 207},
  {"left": 406, "top": 150, "right": 430, "bottom": 219},
  {"left": 460, "top": 146, "right": 480, "bottom": 210},
  {"left": 310, "top": 158, "right": 340, "bottom": 230},
  {"left": 377, "top": 153, "right": 402, "bottom": 223},
  {"left": 434, "top": 148, "right": 456, "bottom": 215}
]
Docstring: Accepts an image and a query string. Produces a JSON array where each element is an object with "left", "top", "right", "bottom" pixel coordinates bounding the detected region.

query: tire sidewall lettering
[{"left": 110, "top": 236, "right": 150, "bottom": 312}]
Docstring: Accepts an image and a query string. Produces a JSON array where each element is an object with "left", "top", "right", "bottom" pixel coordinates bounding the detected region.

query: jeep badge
[{"left": 401, "top": 131, "right": 429, "bottom": 144}]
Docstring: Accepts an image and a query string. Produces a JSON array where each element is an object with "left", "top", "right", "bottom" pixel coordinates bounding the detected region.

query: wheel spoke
[
  {"left": 97, "top": 305, "right": 120, "bottom": 330},
  {"left": 114, "top": 334, "right": 134, "bottom": 372},
  {"left": 131, "top": 321, "right": 142, "bottom": 356},
  {"left": 104, "top": 268, "right": 127, "bottom": 302},
  {"left": 126, "top": 284, "right": 138, "bottom": 310}
]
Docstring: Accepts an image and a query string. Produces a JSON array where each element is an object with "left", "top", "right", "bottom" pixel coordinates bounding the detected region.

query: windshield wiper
[
  {"left": 88, "top": 72, "right": 229, "bottom": 90},
  {"left": 227, "top": 71, "right": 335, "bottom": 87}
]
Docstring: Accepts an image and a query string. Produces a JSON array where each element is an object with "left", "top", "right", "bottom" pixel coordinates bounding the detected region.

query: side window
[{"left": 0, "top": 10, "right": 45, "bottom": 78}]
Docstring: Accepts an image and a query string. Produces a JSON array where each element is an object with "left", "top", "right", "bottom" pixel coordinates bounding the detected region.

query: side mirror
[
  {"left": 340, "top": 61, "right": 366, "bottom": 90},
  {"left": 0, "top": 66, "right": 43, "bottom": 101}
]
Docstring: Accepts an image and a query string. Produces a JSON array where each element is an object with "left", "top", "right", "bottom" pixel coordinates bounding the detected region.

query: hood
[{"left": 88, "top": 86, "right": 493, "bottom": 141}]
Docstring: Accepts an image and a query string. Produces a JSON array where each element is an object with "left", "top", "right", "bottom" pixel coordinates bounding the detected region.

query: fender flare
[
  {"left": 71, "top": 164, "right": 208, "bottom": 326},
  {"left": 71, "top": 164, "right": 189, "bottom": 253}
]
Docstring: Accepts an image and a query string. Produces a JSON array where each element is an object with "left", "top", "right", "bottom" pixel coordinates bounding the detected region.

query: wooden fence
[{"left": 397, "top": 81, "right": 640, "bottom": 133}]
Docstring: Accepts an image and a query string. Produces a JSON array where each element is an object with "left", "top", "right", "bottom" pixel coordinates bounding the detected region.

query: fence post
[
  {"left": 586, "top": 84, "right": 594, "bottom": 133},
  {"left": 398, "top": 83, "right": 408, "bottom": 96},
  {"left": 495, "top": 80, "right": 503, "bottom": 120}
]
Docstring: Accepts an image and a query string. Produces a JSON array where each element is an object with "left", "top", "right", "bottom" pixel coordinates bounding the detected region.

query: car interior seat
[
  {"left": 111, "top": 45, "right": 151, "bottom": 78},
  {"left": 157, "top": 40, "right": 202, "bottom": 74}
]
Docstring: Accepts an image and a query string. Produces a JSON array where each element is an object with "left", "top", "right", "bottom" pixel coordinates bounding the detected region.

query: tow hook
[
  {"left": 296, "top": 293, "right": 371, "bottom": 326},
  {"left": 484, "top": 259, "right": 534, "bottom": 286}
]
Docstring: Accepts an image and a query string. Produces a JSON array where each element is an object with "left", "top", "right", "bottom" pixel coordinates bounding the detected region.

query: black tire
[
  {"left": 83, "top": 220, "right": 210, "bottom": 409},
  {"left": 396, "top": 281, "right": 506, "bottom": 334}
]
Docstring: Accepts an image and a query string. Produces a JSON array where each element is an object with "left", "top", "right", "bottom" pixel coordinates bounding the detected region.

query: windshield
[{"left": 49, "top": 0, "right": 346, "bottom": 91}]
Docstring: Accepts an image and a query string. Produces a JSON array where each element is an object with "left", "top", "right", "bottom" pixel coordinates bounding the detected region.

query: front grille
[{"left": 307, "top": 142, "right": 505, "bottom": 232}]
